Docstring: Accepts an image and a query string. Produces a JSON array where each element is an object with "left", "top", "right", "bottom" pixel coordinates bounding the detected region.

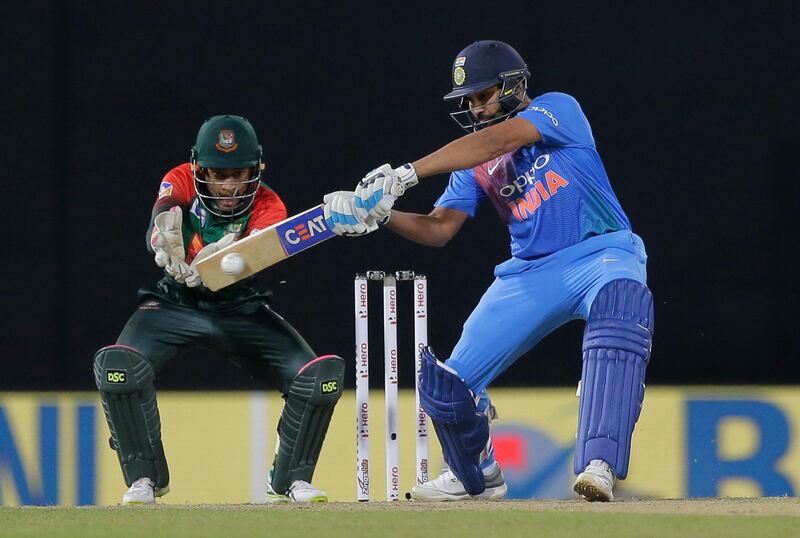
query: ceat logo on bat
[
  {"left": 277, "top": 206, "right": 335, "bottom": 255},
  {"left": 284, "top": 218, "right": 324, "bottom": 244}
]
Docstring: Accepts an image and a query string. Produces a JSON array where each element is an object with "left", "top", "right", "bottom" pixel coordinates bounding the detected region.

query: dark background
[{"left": 3, "top": 1, "right": 798, "bottom": 390}]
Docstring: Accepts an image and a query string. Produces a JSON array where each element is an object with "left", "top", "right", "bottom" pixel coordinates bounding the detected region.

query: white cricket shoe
[
  {"left": 121, "top": 477, "right": 170, "bottom": 505},
  {"left": 409, "top": 462, "right": 508, "bottom": 501},
  {"left": 266, "top": 478, "right": 328, "bottom": 503},
  {"left": 288, "top": 480, "right": 328, "bottom": 502},
  {"left": 573, "top": 459, "right": 616, "bottom": 502},
  {"left": 122, "top": 477, "right": 155, "bottom": 505}
]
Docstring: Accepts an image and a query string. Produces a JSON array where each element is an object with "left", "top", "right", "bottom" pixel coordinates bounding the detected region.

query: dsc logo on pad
[{"left": 106, "top": 370, "right": 126, "bottom": 384}]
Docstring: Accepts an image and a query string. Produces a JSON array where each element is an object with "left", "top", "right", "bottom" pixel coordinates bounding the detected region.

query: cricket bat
[{"left": 195, "top": 204, "right": 335, "bottom": 291}]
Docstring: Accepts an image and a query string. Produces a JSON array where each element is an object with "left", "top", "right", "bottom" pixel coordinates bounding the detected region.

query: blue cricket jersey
[{"left": 435, "top": 92, "right": 631, "bottom": 259}]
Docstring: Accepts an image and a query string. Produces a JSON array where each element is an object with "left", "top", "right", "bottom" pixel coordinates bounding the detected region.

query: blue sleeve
[
  {"left": 517, "top": 92, "right": 595, "bottom": 148},
  {"left": 433, "top": 169, "right": 484, "bottom": 218}
]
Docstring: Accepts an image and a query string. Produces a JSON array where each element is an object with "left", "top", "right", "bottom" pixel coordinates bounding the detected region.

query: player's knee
[
  {"left": 586, "top": 278, "right": 654, "bottom": 357},
  {"left": 289, "top": 355, "right": 345, "bottom": 404},
  {"left": 419, "top": 347, "right": 481, "bottom": 424},
  {"left": 93, "top": 344, "right": 154, "bottom": 394},
  {"left": 441, "top": 353, "right": 485, "bottom": 398}
]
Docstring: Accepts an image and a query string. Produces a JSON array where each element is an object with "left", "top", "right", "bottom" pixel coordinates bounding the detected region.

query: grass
[{"left": 1, "top": 500, "right": 798, "bottom": 538}]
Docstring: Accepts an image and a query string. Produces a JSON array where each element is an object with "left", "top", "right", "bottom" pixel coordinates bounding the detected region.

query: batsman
[
  {"left": 325, "top": 40, "right": 654, "bottom": 502},
  {"left": 94, "top": 115, "right": 344, "bottom": 504}
]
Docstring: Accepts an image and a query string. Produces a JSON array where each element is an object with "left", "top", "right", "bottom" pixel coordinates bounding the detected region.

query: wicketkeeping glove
[
  {"left": 354, "top": 163, "right": 418, "bottom": 221},
  {"left": 151, "top": 206, "right": 193, "bottom": 283},
  {"left": 323, "top": 191, "right": 379, "bottom": 236},
  {"left": 185, "top": 233, "right": 237, "bottom": 288}
]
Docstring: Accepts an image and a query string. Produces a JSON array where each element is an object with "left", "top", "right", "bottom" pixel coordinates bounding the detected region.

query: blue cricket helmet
[
  {"left": 444, "top": 40, "right": 530, "bottom": 100},
  {"left": 444, "top": 40, "right": 531, "bottom": 132}
]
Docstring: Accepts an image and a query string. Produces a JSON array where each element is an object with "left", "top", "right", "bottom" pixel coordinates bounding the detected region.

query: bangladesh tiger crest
[{"left": 215, "top": 129, "right": 239, "bottom": 153}]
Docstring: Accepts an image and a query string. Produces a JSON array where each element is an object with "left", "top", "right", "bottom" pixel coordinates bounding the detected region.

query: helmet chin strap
[
  {"left": 497, "top": 77, "right": 528, "bottom": 114},
  {"left": 450, "top": 77, "right": 528, "bottom": 133}
]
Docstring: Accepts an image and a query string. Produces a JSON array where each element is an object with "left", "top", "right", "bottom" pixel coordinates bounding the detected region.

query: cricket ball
[{"left": 220, "top": 253, "right": 245, "bottom": 276}]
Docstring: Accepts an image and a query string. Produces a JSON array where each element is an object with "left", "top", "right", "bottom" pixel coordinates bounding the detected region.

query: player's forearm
[
  {"left": 411, "top": 117, "right": 540, "bottom": 179},
  {"left": 383, "top": 210, "right": 456, "bottom": 247},
  {"left": 412, "top": 129, "right": 504, "bottom": 178}
]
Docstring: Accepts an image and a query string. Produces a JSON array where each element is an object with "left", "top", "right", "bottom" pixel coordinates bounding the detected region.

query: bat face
[
  {"left": 274, "top": 205, "right": 332, "bottom": 256},
  {"left": 195, "top": 204, "right": 335, "bottom": 291}
]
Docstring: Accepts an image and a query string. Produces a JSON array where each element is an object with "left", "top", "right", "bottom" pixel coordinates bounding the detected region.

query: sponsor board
[{"left": 1, "top": 388, "right": 798, "bottom": 504}]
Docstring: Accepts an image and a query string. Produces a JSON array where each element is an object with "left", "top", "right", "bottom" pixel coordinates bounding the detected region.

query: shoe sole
[
  {"left": 410, "top": 483, "right": 507, "bottom": 502},
  {"left": 266, "top": 495, "right": 328, "bottom": 503},
  {"left": 573, "top": 478, "right": 613, "bottom": 502}
]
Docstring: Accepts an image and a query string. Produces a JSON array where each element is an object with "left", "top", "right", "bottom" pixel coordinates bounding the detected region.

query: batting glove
[
  {"left": 354, "top": 163, "right": 418, "bottom": 220},
  {"left": 323, "top": 191, "right": 379, "bottom": 236}
]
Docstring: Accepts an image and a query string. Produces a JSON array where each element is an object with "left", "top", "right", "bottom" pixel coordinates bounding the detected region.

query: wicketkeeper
[
  {"left": 324, "top": 40, "right": 654, "bottom": 502},
  {"left": 94, "top": 115, "right": 344, "bottom": 504}
]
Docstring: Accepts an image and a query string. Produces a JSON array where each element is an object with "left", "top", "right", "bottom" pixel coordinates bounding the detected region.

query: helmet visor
[
  {"left": 192, "top": 166, "right": 262, "bottom": 218},
  {"left": 443, "top": 80, "right": 501, "bottom": 101}
]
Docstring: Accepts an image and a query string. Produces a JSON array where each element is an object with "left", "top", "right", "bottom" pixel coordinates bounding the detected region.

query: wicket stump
[{"left": 355, "top": 271, "right": 430, "bottom": 501}]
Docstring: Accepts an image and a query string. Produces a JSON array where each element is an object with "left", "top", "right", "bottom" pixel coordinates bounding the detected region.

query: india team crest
[
  {"left": 215, "top": 129, "right": 239, "bottom": 153},
  {"left": 453, "top": 66, "right": 466, "bottom": 86}
]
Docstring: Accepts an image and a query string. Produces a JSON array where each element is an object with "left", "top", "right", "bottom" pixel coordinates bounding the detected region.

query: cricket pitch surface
[{"left": 2, "top": 497, "right": 798, "bottom": 538}]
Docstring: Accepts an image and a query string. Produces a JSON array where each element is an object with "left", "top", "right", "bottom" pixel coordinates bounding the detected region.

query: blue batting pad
[
  {"left": 418, "top": 347, "right": 489, "bottom": 495},
  {"left": 574, "top": 279, "right": 654, "bottom": 479}
]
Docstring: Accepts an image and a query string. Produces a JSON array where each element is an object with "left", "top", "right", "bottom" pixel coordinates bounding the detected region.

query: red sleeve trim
[
  {"left": 153, "top": 163, "right": 195, "bottom": 212},
  {"left": 245, "top": 186, "right": 288, "bottom": 235}
]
